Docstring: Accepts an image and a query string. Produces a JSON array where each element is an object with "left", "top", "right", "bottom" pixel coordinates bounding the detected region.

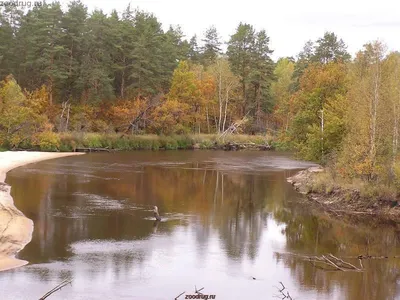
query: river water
[{"left": 0, "top": 151, "right": 399, "bottom": 300}]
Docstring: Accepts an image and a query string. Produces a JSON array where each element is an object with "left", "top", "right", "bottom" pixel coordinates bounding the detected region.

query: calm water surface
[{"left": 1, "top": 151, "right": 400, "bottom": 300}]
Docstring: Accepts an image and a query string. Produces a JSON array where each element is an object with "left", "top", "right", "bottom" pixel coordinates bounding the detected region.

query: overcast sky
[{"left": 60, "top": 0, "right": 400, "bottom": 60}]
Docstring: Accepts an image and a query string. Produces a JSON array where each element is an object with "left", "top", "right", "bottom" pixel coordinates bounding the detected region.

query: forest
[{"left": 1, "top": 1, "right": 400, "bottom": 194}]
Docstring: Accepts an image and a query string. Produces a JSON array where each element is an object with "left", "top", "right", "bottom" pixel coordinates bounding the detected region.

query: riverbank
[
  {"left": 0, "top": 151, "right": 84, "bottom": 272},
  {"left": 4, "top": 133, "right": 276, "bottom": 152},
  {"left": 287, "top": 167, "right": 400, "bottom": 222}
]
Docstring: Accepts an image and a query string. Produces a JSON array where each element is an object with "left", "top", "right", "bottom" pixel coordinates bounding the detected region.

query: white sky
[{"left": 60, "top": 0, "right": 400, "bottom": 60}]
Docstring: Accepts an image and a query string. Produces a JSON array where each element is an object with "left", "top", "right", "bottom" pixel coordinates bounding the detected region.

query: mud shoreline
[{"left": 0, "top": 151, "right": 84, "bottom": 272}]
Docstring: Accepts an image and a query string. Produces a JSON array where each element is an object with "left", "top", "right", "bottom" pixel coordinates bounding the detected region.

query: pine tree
[
  {"left": 0, "top": 7, "right": 23, "bottom": 80},
  {"left": 61, "top": 0, "right": 88, "bottom": 101},
  {"left": 77, "top": 9, "right": 114, "bottom": 102},
  {"left": 227, "top": 23, "right": 256, "bottom": 115},
  {"left": 188, "top": 35, "right": 201, "bottom": 63},
  {"left": 201, "top": 25, "right": 222, "bottom": 66},
  {"left": 313, "top": 32, "right": 351, "bottom": 64},
  {"left": 249, "top": 29, "right": 275, "bottom": 130},
  {"left": 21, "top": 2, "right": 69, "bottom": 104},
  {"left": 227, "top": 23, "right": 274, "bottom": 132}
]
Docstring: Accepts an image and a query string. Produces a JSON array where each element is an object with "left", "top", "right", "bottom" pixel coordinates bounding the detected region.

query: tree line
[
  {"left": 2, "top": 1, "right": 400, "bottom": 189},
  {"left": 275, "top": 39, "right": 400, "bottom": 189},
  {"left": 0, "top": 1, "right": 277, "bottom": 135}
]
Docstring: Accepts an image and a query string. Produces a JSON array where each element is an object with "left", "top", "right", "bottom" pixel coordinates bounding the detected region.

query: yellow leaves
[
  {"left": 0, "top": 77, "right": 49, "bottom": 148},
  {"left": 167, "top": 61, "right": 199, "bottom": 103},
  {"left": 0, "top": 75, "right": 25, "bottom": 109},
  {"left": 197, "top": 73, "right": 216, "bottom": 105},
  {"left": 32, "top": 131, "right": 61, "bottom": 151},
  {"left": 25, "top": 85, "right": 50, "bottom": 115},
  {"left": 164, "top": 60, "right": 217, "bottom": 132},
  {"left": 151, "top": 99, "right": 191, "bottom": 134},
  {"left": 289, "top": 61, "right": 349, "bottom": 162},
  {"left": 271, "top": 58, "right": 295, "bottom": 126}
]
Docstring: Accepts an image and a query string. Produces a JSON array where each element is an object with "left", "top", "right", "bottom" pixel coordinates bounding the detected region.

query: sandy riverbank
[{"left": 0, "top": 151, "right": 84, "bottom": 272}]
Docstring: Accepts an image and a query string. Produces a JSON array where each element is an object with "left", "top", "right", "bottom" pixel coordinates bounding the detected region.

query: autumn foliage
[{"left": 2, "top": 1, "right": 400, "bottom": 196}]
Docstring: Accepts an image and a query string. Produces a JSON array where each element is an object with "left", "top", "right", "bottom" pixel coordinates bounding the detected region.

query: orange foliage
[{"left": 109, "top": 98, "right": 149, "bottom": 129}]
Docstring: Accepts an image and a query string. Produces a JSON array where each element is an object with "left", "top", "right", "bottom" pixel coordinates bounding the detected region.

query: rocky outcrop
[{"left": 287, "top": 166, "right": 324, "bottom": 194}]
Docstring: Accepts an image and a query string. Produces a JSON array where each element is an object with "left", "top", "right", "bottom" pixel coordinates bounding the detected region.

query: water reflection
[{"left": 0, "top": 151, "right": 399, "bottom": 300}]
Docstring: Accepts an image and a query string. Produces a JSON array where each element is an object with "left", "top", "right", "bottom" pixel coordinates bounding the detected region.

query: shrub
[
  {"left": 310, "top": 171, "right": 336, "bottom": 194},
  {"left": 34, "top": 131, "right": 60, "bottom": 151},
  {"left": 59, "top": 133, "right": 78, "bottom": 151}
]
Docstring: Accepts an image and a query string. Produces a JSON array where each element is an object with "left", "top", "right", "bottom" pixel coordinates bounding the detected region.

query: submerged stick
[
  {"left": 175, "top": 291, "right": 185, "bottom": 299},
  {"left": 322, "top": 255, "right": 346, "bottom": 271},
  {"left": 328, "top": 254, "right": 361, "bottom": 271},
  {"left": 39, "top": 279, "right": 72, "bottom": 300},
  {"left": 274, "top": 281, "right": 293, "bottom": 300},
  {"left": 195, "top": 285, "right": 204, "bottom": 294}
]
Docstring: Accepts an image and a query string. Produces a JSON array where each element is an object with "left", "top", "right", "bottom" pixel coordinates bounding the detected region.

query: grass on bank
[
  {"left": 309, "top": 168, "right": 399, "bottom": 202},
  {"left": 2, "top": 132, "right": 274, "bottom": 152},
  {"left": 59, "top": 133, "right": 272, "bottom": 151}
]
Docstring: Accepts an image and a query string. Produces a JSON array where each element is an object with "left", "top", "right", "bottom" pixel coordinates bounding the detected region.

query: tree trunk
[
  {"left": 69, "top": 40, "right": 74, "bottom": 75},
  {"left": 369, "top": 64, "right": 380, "bottom": 177},
  {"left": 121, "top": 70, "right": 125, "bottom": 98},
  {"left": 242, "top": 80, "right": 246, "bottom": 116},
  {"left": 212, "top": 106, "right": 218, "bottom": 133},
  {"left": 206, "top": 106, "right": 210, "bottom": 133},
  {"left": 223, "top": 89, "right": 229, "bottom": 132},
  {"left": 255, "top": 83, "right": 261, "bottom": 130},
  {"left": 60, "top": 101, "right": 68, "bottom": 132},
  {"left": 391, "top": 86, "right": 399, "bottom": 182},
  {"left": 66, "top": 104, "right": 71, "bottom": 132},
  {"left": 49, "top": 78, "right": 53, "bottom": 106},
  {"left": 120, "top": 56, "right": 126, "bottom": 98},
  {"left": 218, "top": 70, "right": 222, "bottom": 133},
  {"left": 320, "top": 108, "right": 324, "bottom": 158}
]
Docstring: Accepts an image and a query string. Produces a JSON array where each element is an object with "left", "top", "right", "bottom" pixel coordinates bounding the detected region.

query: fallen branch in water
[
  {"left": 273, "top": 282, "right": 293, "bottom": 300},
  {"left": 307, "top": 254, "right": 363, "bottom": 272},
  {"left": 346, "top": 255, "right": 400, "bottom": 259},
  {"left": 274, "top": 252, "right": 364, "bottom": 272},
  {"left": 39, "top": 278, "right": 72, "bottom": 300}
]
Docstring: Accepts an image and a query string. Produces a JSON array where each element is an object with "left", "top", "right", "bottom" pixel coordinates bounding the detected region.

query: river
[{"left": 0, "top": 151, "right": 399, "bottom": 300}]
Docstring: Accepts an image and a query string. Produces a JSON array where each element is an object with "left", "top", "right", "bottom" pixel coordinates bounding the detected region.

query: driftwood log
[
  {"left": 75, "top": 147, "right": 117, "bottom": 153},
  {"left": 222, "top": 142, "right": 272, "bottom": 151},
  {"left": 307, "top": 254, "right": 363, "bottom": 271},
  {"left": 275, "top": 252, "right": 365, "bottom": 272}
]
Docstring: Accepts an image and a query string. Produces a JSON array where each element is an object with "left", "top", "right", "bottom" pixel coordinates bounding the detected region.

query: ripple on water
[{"left": 50, "top": 193, "right": 149, "bottom": 218}]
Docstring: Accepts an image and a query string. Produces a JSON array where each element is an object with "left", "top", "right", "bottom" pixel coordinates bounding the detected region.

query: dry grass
[{"left": 310, "top": 168, "right": 397, "bottom": 201}]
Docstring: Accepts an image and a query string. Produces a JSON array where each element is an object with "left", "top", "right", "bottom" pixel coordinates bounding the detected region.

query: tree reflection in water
[{"left": 3, "top": 151, "right": 400, "bottom": 300}]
